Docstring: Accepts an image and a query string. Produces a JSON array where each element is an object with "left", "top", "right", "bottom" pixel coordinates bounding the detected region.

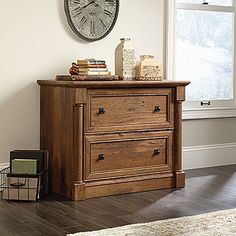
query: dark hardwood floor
[{"left": 0, "top": 165, "right": 236, "bottom": 236}]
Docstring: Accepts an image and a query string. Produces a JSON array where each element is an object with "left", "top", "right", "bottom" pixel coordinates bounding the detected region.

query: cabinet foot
[
  {"left": 72, "top": 183, "right": 86, "bottom": 201},
  {"left": 175, "top": 171, "right": 185, "bottom": 188}
]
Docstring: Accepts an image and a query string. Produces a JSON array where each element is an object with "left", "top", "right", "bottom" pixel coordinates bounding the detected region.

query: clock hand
[
  {"left": 81, "top": 0, "right": 96, "bottom": 10},
  {"left": 93, "top": 2, "right": 102, "bottom": 9}
]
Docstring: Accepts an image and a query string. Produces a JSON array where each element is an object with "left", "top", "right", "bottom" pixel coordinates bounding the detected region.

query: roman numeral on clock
[
  {"left": 105, "top": 0, "right": 115, "bottom": 6},
  {"left": 99, "top": 18, "right": 107, "bottom": 30},
  {"left": 80, "top": 16, "right": 87, "bottom": 28},
  {"left": 104, "top": 9, "right": 112, "bottom": 18},
  {"left": 72, "top": 6, "right": 82, "bottom": 17},
  {"left": 90, "top": 21, "right": 95, "bottom": 35}
]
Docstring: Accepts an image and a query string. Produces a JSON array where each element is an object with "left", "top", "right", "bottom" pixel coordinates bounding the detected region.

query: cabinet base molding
[{"left": 72, "top": 172, "right": 179, "bottom": 200}]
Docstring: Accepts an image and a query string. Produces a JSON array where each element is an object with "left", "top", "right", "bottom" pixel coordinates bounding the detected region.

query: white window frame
[{"left": 166, "top": 0, "right": 236, "bottom": 120}]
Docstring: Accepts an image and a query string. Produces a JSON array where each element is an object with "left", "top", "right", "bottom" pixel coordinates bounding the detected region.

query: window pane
[
  {"left": 176, "top": 10, "right": 233, "bottom": 101},
  {"left": 176, "top": 0, "right": 232, "bottom": 6}
]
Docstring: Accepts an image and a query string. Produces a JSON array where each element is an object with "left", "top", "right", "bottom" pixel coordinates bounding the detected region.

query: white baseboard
[
  {"left": 183, "top": 143, "right": 236, "bottom": 170},
  {"left": 0, "top": 163, "right": 9, "bottom": 171}
]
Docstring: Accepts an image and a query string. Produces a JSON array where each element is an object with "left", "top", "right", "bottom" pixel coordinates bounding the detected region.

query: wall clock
[{"left": 64, "top": 0, "right": 119, "bottom": 42}]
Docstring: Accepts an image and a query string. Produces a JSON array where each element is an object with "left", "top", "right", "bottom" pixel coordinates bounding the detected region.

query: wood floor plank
[
  {"left": 0, "top": 165, "right": 236, "bottom": 235},
  {"left": 0, "top": 207, "right": 43, "bottom": 236},
  {"left": 0, "top": 201, "right": 67, "bottom": 236}
]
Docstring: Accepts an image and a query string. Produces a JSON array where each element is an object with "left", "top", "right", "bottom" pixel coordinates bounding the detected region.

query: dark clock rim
[{"left": 64, "top": 0, "right": 119, "bottom": 42}]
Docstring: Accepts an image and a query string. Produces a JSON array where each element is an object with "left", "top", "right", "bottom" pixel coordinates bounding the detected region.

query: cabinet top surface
[{"left": 37, "top": 75, "right": 190, "bottom": 88}]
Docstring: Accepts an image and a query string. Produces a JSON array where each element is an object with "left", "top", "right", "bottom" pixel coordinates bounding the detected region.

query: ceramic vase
[{"left": 115, "top": 38, "right": 136, "bottom": 80}]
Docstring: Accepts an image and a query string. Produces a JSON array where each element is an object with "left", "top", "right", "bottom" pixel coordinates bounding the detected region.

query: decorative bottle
[{"left": 115, "top": 38, "right": 136, "bottom": 80}]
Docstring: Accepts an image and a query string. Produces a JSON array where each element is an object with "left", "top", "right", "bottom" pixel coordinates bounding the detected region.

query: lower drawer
[{"left": 84, "top": 131, "right": 173, "bottom": 181}]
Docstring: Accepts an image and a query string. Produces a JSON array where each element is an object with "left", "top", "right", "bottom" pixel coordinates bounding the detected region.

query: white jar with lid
[{"left": 136, "top": 55, "right": 163, "bottom": 80}]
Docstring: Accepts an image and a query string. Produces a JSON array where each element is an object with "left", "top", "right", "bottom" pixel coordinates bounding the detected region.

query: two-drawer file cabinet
[{"left": 38, "top": 76, "right": 190, "bottom": 201}]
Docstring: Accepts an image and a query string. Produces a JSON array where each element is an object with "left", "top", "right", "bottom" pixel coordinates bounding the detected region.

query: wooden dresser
[{"left": 38, "top": 76, "right": 190, "bottom": 201}]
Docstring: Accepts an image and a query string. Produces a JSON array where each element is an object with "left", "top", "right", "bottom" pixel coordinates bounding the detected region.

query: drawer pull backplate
[
  {"left": 98, "top": 154, "right": 105, "bottom": 161},
  {"left": 98, "top": 108, "right": 106, "bottom": 114},
  {"left": 154, "top": 149, "right": 161, "bottom": 156},
  {"left": 154, "top": 106, "right": 161, "bottom": 112}
]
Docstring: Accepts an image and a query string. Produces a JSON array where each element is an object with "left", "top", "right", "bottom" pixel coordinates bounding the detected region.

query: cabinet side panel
[{"left": 40, "top": 86, "right": 76, "bottom": 199}]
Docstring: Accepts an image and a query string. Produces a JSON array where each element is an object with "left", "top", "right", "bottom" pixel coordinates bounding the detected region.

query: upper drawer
[{"left": 85, "top": 88, "right": 174, "bottom": 133}]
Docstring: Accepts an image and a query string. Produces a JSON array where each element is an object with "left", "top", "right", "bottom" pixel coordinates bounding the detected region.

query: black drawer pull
[
  {"left": 154, "top": 106, "right": 161, "bottom": 112},
  {"left": 154, "top": 149, "right": 161, "bottom": 156},
  {"left": 99, "top": 108, "right": 106, "bottom": 114},
  {"left": 98, "top": 154, "right": 105, "bottom": 161}
]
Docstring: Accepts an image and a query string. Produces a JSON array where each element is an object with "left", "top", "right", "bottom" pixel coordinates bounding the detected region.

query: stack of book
[{"left": 77, "top": 59, "right": 111, "bottom": 76}]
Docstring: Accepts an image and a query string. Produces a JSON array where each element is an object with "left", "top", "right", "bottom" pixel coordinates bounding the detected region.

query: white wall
[
  {"left": 0, "top": 0, "right": 164, "bottom": 163},
  {"left": 183, "top": 118, "right": 236, "bottom": 169}
]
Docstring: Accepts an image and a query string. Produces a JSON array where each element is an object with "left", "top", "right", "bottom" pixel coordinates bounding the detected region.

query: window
[
  {"left": 168, "top": 0, "right": 236, "bottom": 119},
  {"left": 177, "top": 0, "right": 232, "bottom": 5}
]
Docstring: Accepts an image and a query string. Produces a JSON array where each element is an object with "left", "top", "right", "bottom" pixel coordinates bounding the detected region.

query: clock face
[{"left": 64, "top": 0, "right": 119, "bottom": 42}]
